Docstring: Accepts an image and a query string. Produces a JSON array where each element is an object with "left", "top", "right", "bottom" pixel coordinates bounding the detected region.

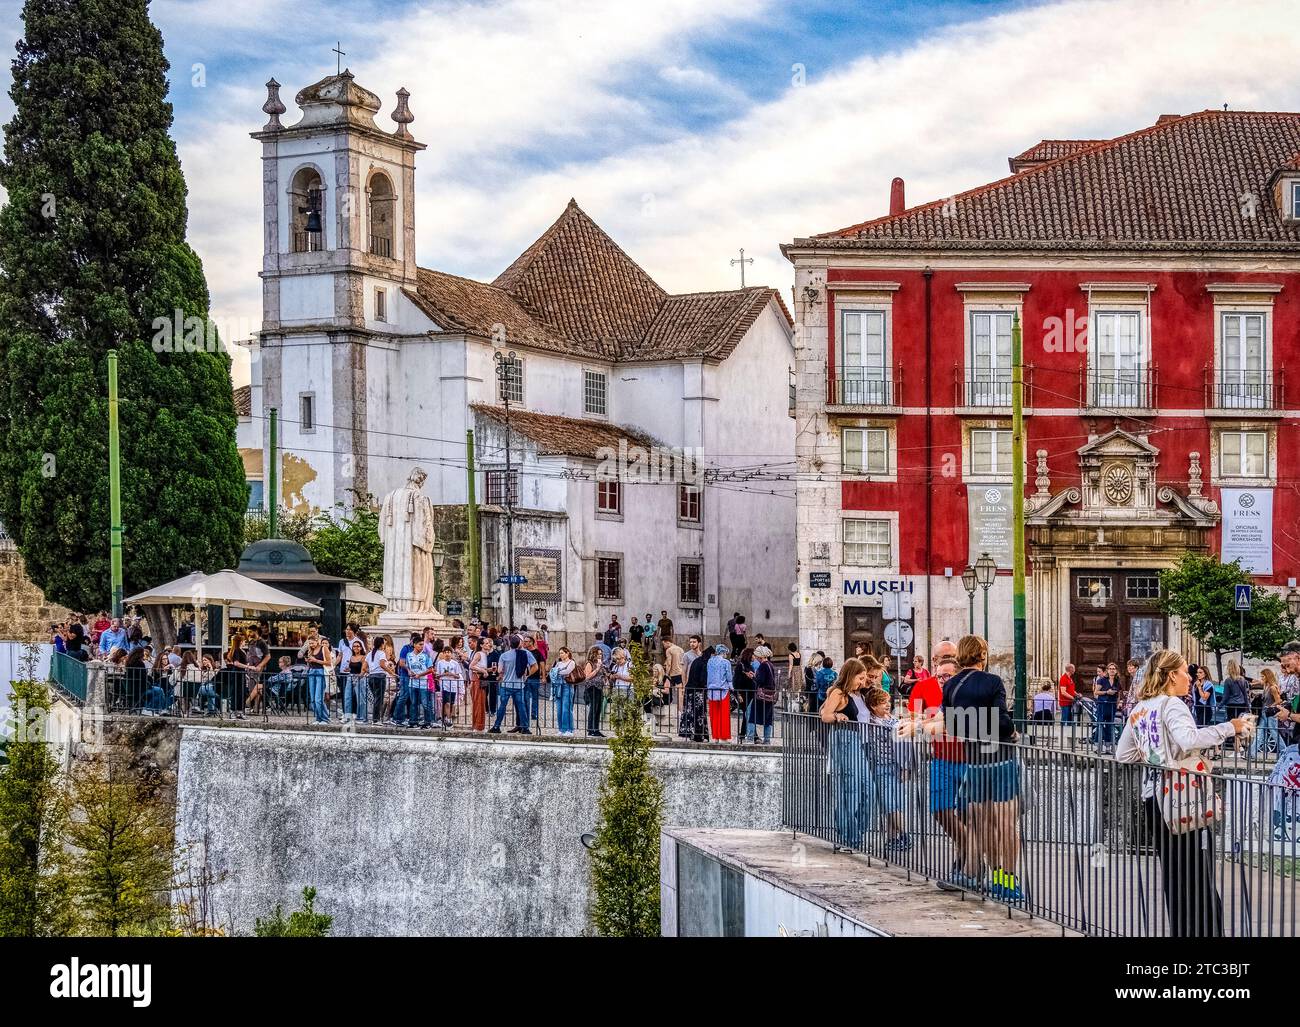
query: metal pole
[
  {"left": 466, "top": 429, "right": 481, "bottom": 619},
  {"left": 983, "top": 585, "right": 990, "bottom": 641},
  {"left": 503, "top": 373, "right": 515, "bottom": 629},
  {"left": 968, "top": 592, "right": 975, "bottom": 635},
  {"left": 107, "top": 351, "right": 123, "bottom": 618},
  {"left": 268, "top": 407, "right": 279, "bottom": 538},
  {"left": 1012, "top": 312, "right": 1028, "bottom": 722}
]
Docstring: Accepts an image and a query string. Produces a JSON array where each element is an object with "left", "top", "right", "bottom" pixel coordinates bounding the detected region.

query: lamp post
[
  {"left": 432, "top": 540, "right": 446, "bottom": 611},
  {"left": 961, "top": 566, "right": 977, "bottom": 635},
  {"left": 493, "top": 350, "right": 517, "bottom": 629},
  {"left": 1287, "top": 586, "right": 1300, "bottom": 632},
  {"left": 974, "top": 552, "right": 996, "bottom": 641}
]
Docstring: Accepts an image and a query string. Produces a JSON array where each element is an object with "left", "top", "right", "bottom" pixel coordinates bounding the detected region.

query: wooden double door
[{"left": 1069, "top": 569, "right": 1165, "bottom": 683}]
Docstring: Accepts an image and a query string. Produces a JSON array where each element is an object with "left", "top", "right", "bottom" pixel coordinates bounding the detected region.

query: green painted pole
[
  {"left": 1012, "top": 313, "right": 1028, "bottom": 722},
  {"left": 108, "top": 351, "right": 123, "bottom": 618},
  {"left": 268, "top": 407, "right": 279, "bottom": 538},
  {"left": 466, "top": 429, "right": 482, "bottom": 619}
]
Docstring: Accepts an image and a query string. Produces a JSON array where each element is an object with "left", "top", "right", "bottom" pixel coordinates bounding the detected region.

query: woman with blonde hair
[
  {"left": 1116, "top": 648, "right": 1251, "bottom": 937},
  {"left": 820, "top": 655, "right": 880, "bottom": 849}
]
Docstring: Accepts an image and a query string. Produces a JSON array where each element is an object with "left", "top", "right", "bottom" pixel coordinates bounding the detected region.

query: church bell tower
[{"left": 250, "top": 70, "right": 425, "bottom": 514}]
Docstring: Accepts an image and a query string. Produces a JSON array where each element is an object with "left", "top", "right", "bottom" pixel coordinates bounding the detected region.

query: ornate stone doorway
[{"left": 1024, "top": 428, "right": 1220, "bottom": 681}]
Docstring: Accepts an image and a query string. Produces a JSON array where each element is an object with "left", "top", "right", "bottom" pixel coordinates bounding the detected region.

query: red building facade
[{"left": 785, "top": 112, "right": 1300, "bottom": 678}]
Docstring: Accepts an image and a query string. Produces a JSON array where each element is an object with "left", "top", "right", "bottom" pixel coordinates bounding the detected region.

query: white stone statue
[{"left": 379, "top": 467, "right": 436, "bottom": 615}]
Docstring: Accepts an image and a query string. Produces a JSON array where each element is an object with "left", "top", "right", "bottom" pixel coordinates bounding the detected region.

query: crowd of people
[{"left": 808, "top": 635, "right": 1300, "bottom": 933}]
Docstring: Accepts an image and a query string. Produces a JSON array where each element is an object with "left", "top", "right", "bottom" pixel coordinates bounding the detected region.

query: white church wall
[
  {"left": 274, "top": 331, "right": 337, "bottom": 512},
  {"left": 709, "top": 302, "right": 797, "bottom": 640},
  {"left": 279, "top": 274, "right": 335, "bottom": 323},
  {"left": 610, "top": 362, "right": 686, "bottom": 447}
]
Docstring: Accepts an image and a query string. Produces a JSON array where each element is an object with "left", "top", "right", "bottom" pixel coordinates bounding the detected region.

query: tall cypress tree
[{"left": 0, "top": 0, "right": 246, "bottom": 610}]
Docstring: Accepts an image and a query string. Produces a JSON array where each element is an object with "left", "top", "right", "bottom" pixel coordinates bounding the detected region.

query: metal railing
[
  {"left": 49, "top": 651, "right": 88, "bottom": 704},
  {"left": 291, "top": 230, "right": 324, "bottom": 253},
  {"left": 1082, "top": 368, "right": 1156, "bottom": 410},
  {"left": 369, "top": 234, "right": 393, "bottom": 258},
  {"left": 957, "top": 367, "right": 1035, "bottom": 408},
  {"left": 1205, "top": 371, "right": 1283, "bottom": 411},
  {"left": 781, "top": 711, "right": 1299, "bottom": 937},
  {"left": 828, "top": 374, "right": 902, "bottom": 408}
]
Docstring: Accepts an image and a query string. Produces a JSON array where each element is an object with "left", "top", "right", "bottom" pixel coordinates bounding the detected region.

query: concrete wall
[{"left": 176, "top": 727, "right": 781, "bottom": 936}]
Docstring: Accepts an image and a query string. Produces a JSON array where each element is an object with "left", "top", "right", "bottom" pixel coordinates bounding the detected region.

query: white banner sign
[{"left": 1221, "top": 488, "right": 1273, "bottom": 576}]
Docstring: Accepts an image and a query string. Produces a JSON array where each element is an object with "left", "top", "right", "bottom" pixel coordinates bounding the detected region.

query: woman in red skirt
[{"left": 706, "top": 644, "right": 734, "bottom": 741}]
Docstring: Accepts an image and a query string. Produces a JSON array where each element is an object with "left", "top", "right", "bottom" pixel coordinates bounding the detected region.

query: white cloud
[{"left": 14, "top": 0, "right": 1300, "bottom": 390}]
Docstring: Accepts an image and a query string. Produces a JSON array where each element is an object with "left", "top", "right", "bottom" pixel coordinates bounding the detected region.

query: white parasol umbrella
[{"left": 126, "top": 569, "right": 321, "bottom": 660}]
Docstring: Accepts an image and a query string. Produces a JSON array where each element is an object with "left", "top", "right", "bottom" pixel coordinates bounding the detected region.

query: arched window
[
  {"left": 290, "top": 167, "right": 324, "bottom": 253},
  {"left": 368, "top": 172, "right": 395, "bottom": 257}
]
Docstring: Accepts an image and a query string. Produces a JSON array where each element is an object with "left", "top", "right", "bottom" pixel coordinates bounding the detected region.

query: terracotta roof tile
[
  {"left": 792, "top": 110, "right": 1300, "bottom": 252},
  {"left": 1008, "top": 138, "right": 1105, "bottom": 173},
  {"left": 493, "top": 199, "right": 666, "bottom": 346},
  {"left": 233, "top": 384, "right": 251, "bottom": 416},
  {"left": 412, "top": 202, "right": 792, "bottom": 363},
  {"left": 470, "top": 403, "right": 659, "bottom": 460}
]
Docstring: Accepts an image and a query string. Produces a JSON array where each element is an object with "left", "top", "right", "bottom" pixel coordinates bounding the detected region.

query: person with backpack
[
  {"left": 582, "top": 646, "right": 608, "bottom": 738},
  {"left": 489, "top": 634, "right": 534, "bottom": 734}
]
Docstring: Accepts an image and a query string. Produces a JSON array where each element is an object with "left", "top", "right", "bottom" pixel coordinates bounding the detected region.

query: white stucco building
[{"left": 241, "top": 70, "right": 797, "bottom": 642}]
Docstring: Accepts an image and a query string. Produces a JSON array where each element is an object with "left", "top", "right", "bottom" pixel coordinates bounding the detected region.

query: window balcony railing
[
  {"left": 1081, "top": 369, "right": 1156, "bottom": 410},
  {"left": 956, "top": 366, "right": 1035, "bottom": 408},
  {"left": 828, "top": 373, "right": 902, "bottom": 408},
  {"left": 1204, "top": 370, "right": 1282, "bottom": 411},
  {"left": 369, "top": 234, "right": 393, "bottom": 258}
]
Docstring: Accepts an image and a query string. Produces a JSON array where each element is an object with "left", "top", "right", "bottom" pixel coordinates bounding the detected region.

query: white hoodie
[{"left": 1115, "top": 694, "right": 1235, "bottom": 799}]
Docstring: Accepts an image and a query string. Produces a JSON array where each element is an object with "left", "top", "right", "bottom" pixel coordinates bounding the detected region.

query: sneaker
[
  {"left": 885, "top": 833, "right": 913, "bottom": 852},
  {"left": 488, "top": 727, "right": 501, "bottom": 734},
  {"left": 938, "top": 871, "right": 984, "bottom": 893}
]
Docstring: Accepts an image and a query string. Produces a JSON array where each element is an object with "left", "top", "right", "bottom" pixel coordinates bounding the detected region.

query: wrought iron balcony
[
  {"left": 1081, "top": 369, "right": 1156, "bottom": 411},
  {"left": 827, "top": 373, "right": 902, "bottom": 409},
  {"left": 1204, "top": 371, "right": 1283, "bottom": 413}
]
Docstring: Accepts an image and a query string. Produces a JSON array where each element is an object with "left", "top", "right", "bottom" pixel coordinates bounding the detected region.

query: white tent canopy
[
  {"left": 126, "top": 569, "right": 321, "bottom": 658},
  {"left": 342, "top": 582, "right": 387, "bottom": 607}
]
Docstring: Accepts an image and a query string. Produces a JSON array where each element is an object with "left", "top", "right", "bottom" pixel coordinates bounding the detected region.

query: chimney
[{"left": 889, "top": 177, "right": 906, "bottom": 216}]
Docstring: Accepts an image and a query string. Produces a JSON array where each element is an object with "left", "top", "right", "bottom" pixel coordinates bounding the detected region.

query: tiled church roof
[
  {"left": 412, "top": 200, "right": 790, "bottom": 363},
  {"left": 1007, "top": 138, "right": 1104, "bottom": 173},
  {"left": 792, "top": 110, "right": 1300, "bottom": 252},
  {"left": 469, "top": 403, "right": 659, "bottom": 460},
  {"left": 233, "top": 384, "right": 252, "bottom": 416},
  {"left": 492, "top": 199, "right": 666, "bottom": 346}
]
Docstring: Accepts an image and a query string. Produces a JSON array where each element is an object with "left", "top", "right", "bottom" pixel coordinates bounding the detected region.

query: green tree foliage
[
  {"left": 254, "top": 886, "right": 333, "bottom": 937},
  {"left": 242, "top": 507, "right": 315, "bottom": 547},
  {"left": 1159, "top": 554, "right": 1295, "bottom": 679},
  {"left": 0, "top": 0, "right": 247, "bottom": 610},
  {"left": 306, "top": 503, "right": 383, "bottom": 591},
  {"left": 64, "top": 760, "right": 175, "bottom": 937},
  {"left": 588, "top": 644, "right": 663, "bottom": 937},
  {"left": 0, "top": 680, "right": 75, "bottom": 936}
]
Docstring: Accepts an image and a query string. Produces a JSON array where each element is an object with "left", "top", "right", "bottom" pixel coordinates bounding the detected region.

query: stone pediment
[{"left": 1025, "top": 429, "right": 1219, "bottom": 528}]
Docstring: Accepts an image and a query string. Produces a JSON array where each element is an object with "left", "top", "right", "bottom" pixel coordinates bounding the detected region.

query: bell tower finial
[
  {"left": 262, "top": 78, "right": 286, "bottom": 131},
  {"left": 392, "top": 87, "right": 414, "bottom": 139}
]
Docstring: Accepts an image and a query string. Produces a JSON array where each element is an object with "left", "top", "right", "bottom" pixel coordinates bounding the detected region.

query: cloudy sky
[{"left": 2, "top": 0, "right": 1300, "bottom": 384}]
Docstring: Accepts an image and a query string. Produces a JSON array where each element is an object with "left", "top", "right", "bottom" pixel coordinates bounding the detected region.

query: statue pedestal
[{"left": 366, "top": 609, "right": 454, "bottom": 638}]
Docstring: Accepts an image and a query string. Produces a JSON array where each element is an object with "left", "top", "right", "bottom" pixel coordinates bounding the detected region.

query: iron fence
[{"left": 780, "top": 711, "right": 1299, "bottom": 937}]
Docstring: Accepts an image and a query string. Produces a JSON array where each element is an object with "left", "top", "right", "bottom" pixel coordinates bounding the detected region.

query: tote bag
[{"left": 1157, "top": 753, "right": 1220, "bottom": 835}]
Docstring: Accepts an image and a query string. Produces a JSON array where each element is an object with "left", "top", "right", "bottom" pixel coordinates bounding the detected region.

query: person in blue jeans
[
  {"left": 820, "top": 656, "right": 876, "bottom": 849},
  {"left": 551, "top": 647, "right": 577, "bottom": 735},
  {"left": 1093, "top": 663, "right": 1121, "bottom": 749},
  {"left": 304, "top": 632, "right": 333, "bottom": 724},
  {"left": 489, "top": 635, "right": 534, "bottom": 734}
]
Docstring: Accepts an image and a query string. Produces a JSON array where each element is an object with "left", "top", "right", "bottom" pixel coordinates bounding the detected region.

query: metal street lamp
[
  {"left": 493, "top": 350, "right": 518, "bottom": 629},
  {"left": 1287, "top": 586, "right": 1300, "bottom": 628},
  {"left": 961, "top": 566, "right": 977, "bottom": 635},
  {"left": 974, "top": 552, "right": 996, "bottom": 641},
  {"left": 432, "top": 540, "right": 446, "bottom": 610}
]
